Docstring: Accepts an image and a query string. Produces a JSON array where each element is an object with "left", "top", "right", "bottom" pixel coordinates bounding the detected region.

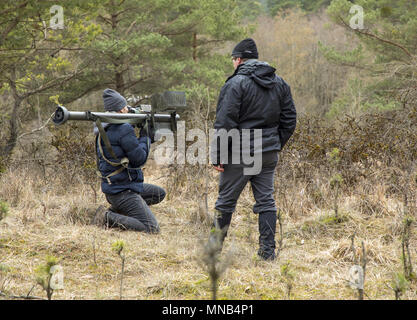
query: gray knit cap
[{"left": 103, "top": 88, "right": 127, "bottom": 112}]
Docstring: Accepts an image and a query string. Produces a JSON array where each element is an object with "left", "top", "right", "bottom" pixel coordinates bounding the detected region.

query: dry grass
[{"left": 1, "top": 158, "right": 416, "bottom": 300}]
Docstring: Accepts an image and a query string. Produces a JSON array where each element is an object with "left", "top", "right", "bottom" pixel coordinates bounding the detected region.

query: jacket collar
[{"left": 225, "top": 59, "right": 271, "bottom": 83}]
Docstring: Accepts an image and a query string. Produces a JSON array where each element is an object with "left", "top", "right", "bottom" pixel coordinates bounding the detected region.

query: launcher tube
[{"left": 52, "top": 106, "right": 179, "bottom": 125}]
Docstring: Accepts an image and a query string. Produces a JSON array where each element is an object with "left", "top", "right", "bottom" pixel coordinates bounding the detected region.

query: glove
[{"left": 139, "top": 121, "right": 155, "bottom": 143}]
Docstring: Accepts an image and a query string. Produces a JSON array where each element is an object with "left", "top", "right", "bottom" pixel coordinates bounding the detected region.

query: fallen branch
[{"left": 0, "top": 290, "right": 46, "bottom": 300}]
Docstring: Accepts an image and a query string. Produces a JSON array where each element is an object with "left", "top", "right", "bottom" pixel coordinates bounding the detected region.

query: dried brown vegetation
[{"left": 0, "top": 104, "right": 416, "bottom": 300}]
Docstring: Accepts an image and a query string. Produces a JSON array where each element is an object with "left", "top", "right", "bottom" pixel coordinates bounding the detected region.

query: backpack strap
[
  {"left": 95, "top": 118, "right": 119, "bottom": 162},
  {"left": 95, "top": 119, "right": 129, "bottom": 184},
  {"left": 94, "top": 118, "right": 147, "bottom": 184}
]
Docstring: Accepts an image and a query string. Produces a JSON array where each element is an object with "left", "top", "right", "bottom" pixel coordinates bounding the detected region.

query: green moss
[
  {"left": 87, "top": 264, "right": 99, "bottom": 272},
  {"left": 0, "top": 200, "right": 9, "bottom": 221},
  {"left": 0, "top": 264, "right": 10, "bottom": 273},
  {"left": 319, "top": 213, "right": 348, "bottom": 225},
  {"left": 301, "top": 212, "right": 349, "bottom": 235}
]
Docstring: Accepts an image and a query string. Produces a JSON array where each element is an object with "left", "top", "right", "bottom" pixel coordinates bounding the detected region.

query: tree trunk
[
  {"left": 192, "top": 32, "right": 197, "bottom": 61},
  {"left": 3, "top": 98, "right": 22, "bottom": 157},
  {"left": 115, "top": 69, "right": 124, "bottom": 94},
  {"left": 1, "top": 75, "right": 23, "bottom": 159},
  {"left": 111, "top": 6, "right": 124, "bottom": 94}
]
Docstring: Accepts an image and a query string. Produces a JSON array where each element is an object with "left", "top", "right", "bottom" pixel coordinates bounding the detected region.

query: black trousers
[
  {"left": 105, "top": 184, "right": 166, "bottom": 233},
  {"left": 215, "top": 151, "right": 278, "bottom": 214},
  {"left": 213, "top": 151, "right": 279, "bottom": 259}
]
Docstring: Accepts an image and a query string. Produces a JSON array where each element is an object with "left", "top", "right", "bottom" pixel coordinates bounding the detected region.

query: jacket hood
[{"left": 235, "top": 60, "right": 278, "bottom": 89}]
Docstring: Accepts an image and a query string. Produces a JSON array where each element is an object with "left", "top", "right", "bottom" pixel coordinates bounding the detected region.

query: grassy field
[{"left": 0, "top": 157, "right": 416, "bottom": 300}]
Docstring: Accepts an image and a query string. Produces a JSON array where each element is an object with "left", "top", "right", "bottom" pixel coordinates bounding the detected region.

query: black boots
[
  {"left": 258, "top": 211, "right": 277, "bottom": 261},
  {"left": 91, "top": 205, "right": 109, "bottom": 228},
  {"left": 208, "top": 210, "right": 277, "bottom": 261}
]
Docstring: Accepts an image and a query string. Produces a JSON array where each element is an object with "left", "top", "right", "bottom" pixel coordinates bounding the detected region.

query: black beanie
[
  {"left": 231, "top": 38, "right": 258, "bottom": 59},
  {"left": 103, "top": 88, "right": 127, "bottom": 112}
]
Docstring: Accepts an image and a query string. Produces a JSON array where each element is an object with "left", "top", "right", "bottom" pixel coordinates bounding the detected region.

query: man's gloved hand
[
  {"left": 148, "top": 125, "right": 156, "bottom": 143},
  {"left": 139, "top": 121, "right": 156, "bottom": 143}
]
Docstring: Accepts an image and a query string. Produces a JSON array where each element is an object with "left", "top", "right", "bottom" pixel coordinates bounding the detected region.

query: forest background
[{"left": 0, "top": 0, "right": 416, "bottom": 300}]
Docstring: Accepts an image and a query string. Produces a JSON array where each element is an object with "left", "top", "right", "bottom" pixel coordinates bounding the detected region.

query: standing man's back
[{"left": 211, "top": 38, "right": 296, "bottom": 260}]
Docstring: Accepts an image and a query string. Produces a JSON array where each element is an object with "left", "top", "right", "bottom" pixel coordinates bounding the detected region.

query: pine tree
[
  {"left": 324, "top": 0, "right": 417, "bottom": 112},
  {"left": 266, "top": 0, "right": 331, "bottom": 16},
  {"left": 83, "top": 0, "right": 244, "bottom": 96},
  {"left": 0, "top": 0, "right": 245, "bottom": 159},
  {"left": 0, "top": 0, "right": 101, "bottom": 159}
]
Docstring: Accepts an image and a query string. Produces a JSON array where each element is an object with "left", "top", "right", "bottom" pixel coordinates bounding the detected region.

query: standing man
[
  {"left": 210, "top": 38, "right": 296, "bottom": 260},
  {"left": 92, "top": 88, "right": 166, "bottom": 233}
]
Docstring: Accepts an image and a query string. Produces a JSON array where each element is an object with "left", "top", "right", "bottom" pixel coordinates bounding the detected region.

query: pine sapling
[
  {"left": 35, "top": 255, "right": 63, "bottom": 300},
  {"left": 112, "top": 240, "right": 126, "bottom": 300},
  {"left": 328, "top": 148, "right": 342, "bottom": 219},
  {"left": 0, "top": 264, "right": 10, "bottom": 294},
  {"left": 348, "top": 233, "right": 367, "bottom": 300},
  {"left": 401, "top": 216, "right": 414, "bottom": 280},
  {"left": 389, "top": 272, "right": 409, "bottom": 300},
  {"left": 201, "top": 229, "right": 232, "bottom": 300},
  {"left": 330, "top": 173, "right": 343, "bottom": 219},
  {"left": 280, "top": 262, "right": 295, "bottom": 299}
]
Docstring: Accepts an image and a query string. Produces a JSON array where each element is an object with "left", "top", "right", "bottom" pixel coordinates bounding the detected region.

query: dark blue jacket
[
  {"left": 95, "top": 123, "right": 150, "bottom": 195},
  {"left": 212, "top": 59, "right": 296, "bottom": 164}
]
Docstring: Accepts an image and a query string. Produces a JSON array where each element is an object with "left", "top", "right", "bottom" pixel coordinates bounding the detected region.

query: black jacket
[{"left": 212, "top": 59, "right": 296, "bottom": 164}]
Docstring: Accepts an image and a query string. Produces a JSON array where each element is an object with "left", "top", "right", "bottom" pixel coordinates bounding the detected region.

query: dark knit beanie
[
  {"left": 231, "top": 38, "right": 258, "bottom": 59},
  {"left": 103, "top": 88, "right": 127, "bottom": 112}
]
